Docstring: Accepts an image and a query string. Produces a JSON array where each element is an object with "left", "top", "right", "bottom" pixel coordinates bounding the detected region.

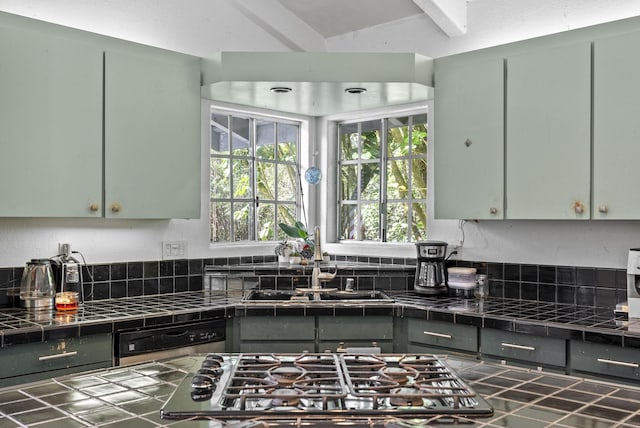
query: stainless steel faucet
[{"left": 311, "top": 226, "right": 323, "bottom": 290}]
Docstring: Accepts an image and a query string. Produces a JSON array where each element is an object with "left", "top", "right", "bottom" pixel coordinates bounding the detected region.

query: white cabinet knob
[
  {"left": 598, "top": 204, "right": 608, "bottom": 214},
  {"left": 489, "top": 207, "right": 498, "bottom": 215},
  {"left": 573, "top": 201, "right": 585, "bottom": 214}
]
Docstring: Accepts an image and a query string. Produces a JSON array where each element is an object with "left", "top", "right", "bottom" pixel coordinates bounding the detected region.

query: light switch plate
[{"left": 162, "top": 240, "right": 187, "bottom": 259}]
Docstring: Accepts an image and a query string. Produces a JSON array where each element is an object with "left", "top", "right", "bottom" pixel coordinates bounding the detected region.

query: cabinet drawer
[
  {"left": 408, "top": 319, "right": 477, "bottom": 352},
  {"left": 318, "top": 316, "right": 393, "bottom": 341},
  {"left": 240, "top": 316, "right": 315, "bottom": 341},
  {"left": 0, "top": 334, "right": 112, "bottom": 379},
  {"left": 481, "top": 329, "right": 565, "bottom": 367},
  {"left": 571, "top": 341, "right": 640, "bottom": 380}
]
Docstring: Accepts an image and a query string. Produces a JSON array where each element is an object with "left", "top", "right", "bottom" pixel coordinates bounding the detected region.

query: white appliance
[{"left": 627, "top": 249, "right": 640, "bottom": 318}]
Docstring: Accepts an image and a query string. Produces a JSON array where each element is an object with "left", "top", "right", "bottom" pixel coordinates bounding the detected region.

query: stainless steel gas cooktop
[{"left": 160, "top": 353, "right": 493, "bottom": 422}]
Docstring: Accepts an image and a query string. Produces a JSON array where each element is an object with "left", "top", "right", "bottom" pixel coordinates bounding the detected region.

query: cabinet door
[
  {"left": 434, "top": 57, "right": 504, "bottom": 219},
  {"left": 104, "top": 49, "right": 201, "bottom": 219},
  {"left": 506, "top": 43, "right": 591, "bottom": 219},
  {"left": 0, "top": 26, "right": 102, "bottom": 217},
  {"left": 593, "top": 31, "right": 640, "bottom": 219}
]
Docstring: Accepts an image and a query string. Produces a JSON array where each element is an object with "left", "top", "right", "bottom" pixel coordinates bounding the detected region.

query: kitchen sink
[{"left": 241, "top": 289, "right": 394, "bottom": 303}]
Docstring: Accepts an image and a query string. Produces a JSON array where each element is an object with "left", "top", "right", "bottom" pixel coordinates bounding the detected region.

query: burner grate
[{"left": 160, "top": 353, "right": 493, "bottom": 421}]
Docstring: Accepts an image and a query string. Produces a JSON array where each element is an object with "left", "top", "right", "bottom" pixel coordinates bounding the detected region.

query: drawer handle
[
  {"left": 501, "top": 342, "right": 535, "bottom": 351},
  {"left": 423, "top": 331, "right": 452, "bottom": 339},
  {"left": 597, "top": 358, "right": 639, "bottom": 368},
  {"left": 38, "top": 351, "right": 78, "bottom": 361}
]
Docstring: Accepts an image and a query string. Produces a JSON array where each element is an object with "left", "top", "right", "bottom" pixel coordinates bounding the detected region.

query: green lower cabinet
[
  {"left": 318, "top": 316, "right": 394, "bottom": 353},
  {"left": 237, "top": 316, "right": 316, "bottom": 353},
  {"left": 481, "top": 329, "right": 566, "bottom": 369},
  {"left": 0, "top": 334, "right": 112, "bottom": 387},
  {"left": 570, "top": 340, "right": 640, "bottom": 381},
  {"left": 407, "top": 319, "right": 478, "bottom": 356}
]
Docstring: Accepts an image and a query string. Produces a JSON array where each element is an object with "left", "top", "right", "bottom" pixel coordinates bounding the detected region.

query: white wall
[{"left": 1, "top": 0, "right": 640, "bottom": 269}]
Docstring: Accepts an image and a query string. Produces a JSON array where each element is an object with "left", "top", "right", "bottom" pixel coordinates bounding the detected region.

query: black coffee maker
[{"left": 414, "top": 241, "right": 448, "bottom": 295}]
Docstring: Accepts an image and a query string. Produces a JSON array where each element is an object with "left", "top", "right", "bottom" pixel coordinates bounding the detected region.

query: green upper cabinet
[
  {"left": 593, "top": 31, "right": 640, "bottom": 219},
  {"left": 0, "top": 13, "right": 201, "bottom": 219},
  {"left": 505, "top": 42, "right": 591, "bottom": 219},
  {"left": 434, "top": 57, "right": 504, "bottom": 220},
  {"left": 104, "top": 49, "right": 201, "bottom": 219},
  {"left": 0, "top": 26, "right": 103, "bottom": 217}
]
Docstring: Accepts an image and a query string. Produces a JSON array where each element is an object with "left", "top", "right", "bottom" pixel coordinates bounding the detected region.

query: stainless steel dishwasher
[{"left": 116, "top": 319, "right": 226, "bottom": 365}]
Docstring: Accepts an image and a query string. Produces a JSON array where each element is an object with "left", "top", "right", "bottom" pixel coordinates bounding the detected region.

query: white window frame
[
  {"left": 205, "top": 101, "right": 311, "bottom": 250},
  {"left": 320, "top": 102, "right": 429, "bottom": 257}
]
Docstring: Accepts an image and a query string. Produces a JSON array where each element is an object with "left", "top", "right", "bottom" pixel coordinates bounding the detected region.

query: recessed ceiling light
[
  {"left": 270, "top": 86, "right": 292, "bottom": 93},
  {"left": 345, "top": 87, "right": 367, "bottom": 94}
]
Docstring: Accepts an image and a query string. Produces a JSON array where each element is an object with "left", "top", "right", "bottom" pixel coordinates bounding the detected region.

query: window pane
[
  {"left": 340, "top": 165, "right": 358, "bottom": 201},
  {"left": 210, "top": 158, "right": 230, "bottom": 199},
  {"left": 412, "top": 202, "right": 427, "bottom": 241},
  {"left": 256, "top": 161, "right": 275, "bottom": 200},
  {"left": 257, "top": 203, "right": 275, "bottom": 241},
  {"left": 339, "top": 123, "right": 359, "bottom": 160},
  {"left": 387, "top": 116, "right": 409, "bottom": 158},
  {"left": 211, "top": 202, "right": 231, "bottom": 242},
  {"left": 412, "top": 158, "right": 427, "bottom": 198},
  {"left": 387, "top": 202, "right": 409, "bottom": 242},
  {"left": 360, "top": 163, "right": 380, "bottom": 201},
  {"left": 277, "top": 123, "right": 298, "bottom": 162},
  {"left": 360, "top": 120, "right": 381, "bottom": 160},
  {"left": 386, "top": 160, "right": 408, "bottom": 199},
  {"left": 412, "top": 117, "right": 428, "bottom": 156},
  {"left": 232, "top": 159, "right": 251, "bottom": 198},
  {"left": 361, "top": 203, "right": 379, "bottom": 241},
  {"left": 211, "top": 114, "right": 229, "bottom": 154},
  {"left": 233, "top": 202, "right": 250, "bottom": 241},
  {"left": 339, "top": 204, "right": 359, "bottom": 240},
  {"left": 277, "top": 203, "right": 296, "bottom": 239},
  {"left": 256, "top": 120, "right": 275, "bottom": 160},
  {"left": 231, "top": 117, "right": 250, "bottom": 156},
  {"left": 278, "top": 164, "right": 297, "bottom": 201}
]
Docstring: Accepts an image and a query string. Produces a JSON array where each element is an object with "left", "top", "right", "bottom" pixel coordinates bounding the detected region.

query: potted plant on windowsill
[
  {"left": 274, "top": 239, "right": 294, "bottom": 263},
  {"left": 279, "top": 221, "right": 315, "bottom": 260},
  {"left": 289, "top": 251, "right": 301, "bottom": 265}
]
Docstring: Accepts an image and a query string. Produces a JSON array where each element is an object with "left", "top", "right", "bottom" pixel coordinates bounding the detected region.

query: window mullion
[{"left": 380, "top": 119, "right": 388, "bottom": 242}]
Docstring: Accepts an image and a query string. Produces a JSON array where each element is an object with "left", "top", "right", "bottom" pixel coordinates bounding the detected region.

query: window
[
  {"left": 210, "top": 111, "right": 301, "bottom": 243},
  {"left": 338, "top": 113, "right": 427, "bottom": 243}
]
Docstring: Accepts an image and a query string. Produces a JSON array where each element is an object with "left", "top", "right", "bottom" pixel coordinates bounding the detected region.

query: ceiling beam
[
  {"left": 230, "top": 0, "right": 326, "bottom": 52},
  {"left": 413, "top": 0, "right": 467, "bottom": 37}
]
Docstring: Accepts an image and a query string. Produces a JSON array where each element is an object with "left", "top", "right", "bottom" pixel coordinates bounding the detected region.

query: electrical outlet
[
  {"left": 58, "top": 242, "right": 71, "bottom": 257},
  {"left": 448, "top": 241, "right": 462, "bottom": 255},
  {"left": 163, "top": 241, "right": 188, "bottom": 259}
]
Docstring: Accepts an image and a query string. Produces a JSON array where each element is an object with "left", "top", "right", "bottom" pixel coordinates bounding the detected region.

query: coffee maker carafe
[
  {"left": 19, "top": 259, "right": 56, "bottom": 310},
  {"left": 414, "top": 241, "right": 448, "bottom": 295}
]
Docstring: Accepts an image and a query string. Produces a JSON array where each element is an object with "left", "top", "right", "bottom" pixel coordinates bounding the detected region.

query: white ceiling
[{"left": 276, "top": 0, "right": 425, "bottom": 38}]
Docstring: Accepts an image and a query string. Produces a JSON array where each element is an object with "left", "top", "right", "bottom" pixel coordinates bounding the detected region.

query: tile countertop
[
  {"left": 0, "top": 290, "right": 638, "bottom": 347},
  {"left": 1, "top": 354, "right": 640, "bottom": 427}
]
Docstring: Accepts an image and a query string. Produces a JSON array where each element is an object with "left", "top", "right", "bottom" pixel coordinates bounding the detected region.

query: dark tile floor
[{"left": 0, "top": 356, "right": 639, "bottom": 427}]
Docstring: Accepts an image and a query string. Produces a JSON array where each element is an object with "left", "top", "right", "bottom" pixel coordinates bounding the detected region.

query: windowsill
[{"left": 324, "top": 241, "right": 415, "bottom": 259}]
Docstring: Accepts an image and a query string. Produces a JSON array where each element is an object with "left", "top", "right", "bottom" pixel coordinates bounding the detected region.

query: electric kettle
[{"left": 19, "top": 259, "right": 56, "bottom": 310}]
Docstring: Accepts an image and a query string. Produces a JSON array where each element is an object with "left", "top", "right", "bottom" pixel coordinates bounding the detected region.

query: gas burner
[
  {"left": 268, "top": 366, "right": 307, "bottom": 386},
  {"left": 295, "top": 354, "right": 339, "bottom": 370},
  {"left": 349, "top": 375, "right": 399, "bottom": 393},
  {"left": 237, "top": 354, "right": 282, "bottom": 370},
  {"left": 387, "top": 387, "right": 436, "bottom": 407},
  {"left": 266, "top": 388, "right": 303, "bottom": 408},
  {"left": 380, "top": 366, "right": 419, "bottom": 385},
  {"left": 342, "top": 354, "right": 386, "bottom": 371}
]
